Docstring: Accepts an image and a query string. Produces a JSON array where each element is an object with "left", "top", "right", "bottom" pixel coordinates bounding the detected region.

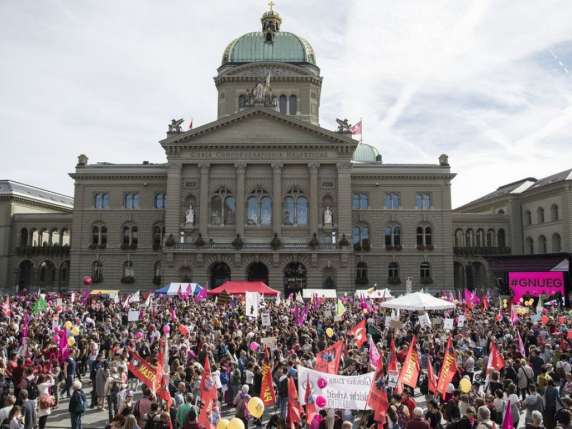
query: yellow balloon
[
  {"left": 67, "top": 336, "right": 76, "bottom": 347},
  {"left": 217, "top": 419, "right": 230, "bottom": 429},
  {"left": 459, "top": 378, "right": 472, "bottom": 393},
  {"left": 64, "top": 321, "right": 73, "bottom": 330},
  {"left": 228, "top": 418, "right": 245, "bottom": 429},
  {"left": 326, "top": 328, "right": 334, "bottom": 338},
  {"left": 247, "top": 397, "right": 265, "bottom": 419},
  {"left": 71, "top": 326, "right": 80, "bottom": 336}
]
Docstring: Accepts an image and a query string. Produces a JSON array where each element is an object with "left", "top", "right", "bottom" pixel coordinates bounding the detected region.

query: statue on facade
[
  {"left": 185, "top": 202, "right": 195, "bottom": 225},
  {"left": 167, "top": 118, "right": 184, "bottom": 135},
  {"left": 336, "top": 118, "right": 352, "bottom": 133},
  {"left": 247, "top": 72, "right": 275, "bottom": 107},
  {"left": 324, "top": 206, "right": 333, "bottom": 225}
]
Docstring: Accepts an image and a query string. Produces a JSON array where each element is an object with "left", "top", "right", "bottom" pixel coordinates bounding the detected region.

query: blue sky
[{"left": 1, "top": 0, "right": 571, "bottom": 207}]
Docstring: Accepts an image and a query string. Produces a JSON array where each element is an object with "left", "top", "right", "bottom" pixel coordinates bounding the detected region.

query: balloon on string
[
  {"left": 459, "top": 377, "right": 472, "bottom": 393},
  {"left": 247, "top": 397, "right": 265, "bottom": 419},
  {"left": 71, "top": 326, "right": 80, "bottom": 336},
  {"left": 135, "top": 331, "right": 144, "bottom": 340},
  {"left": 325, "top": 328, "right": 334, "bottom": 338},
  {"left": 67, "top": 337, "right": 76, "bottom": 347},
  {"left": 228, "top": 418, "right": 245, "bottom": 429},
  {"left": 64, "top": 321, "right": 73, "bottom": 330},
  {"left": 216, "top": 419, "right": 230, "bottom": 429},
  {"left": 162, "top": 325, "right": 170, "bottom": 335},
  {"left": 178, "top": 325, "right": 190, "bottom": 336},
  {"left": 83, "top": 276, "right": 92, "bottom": 286},
  {"left": 249, "top": 342, "right": 259, "bottom": 352}
]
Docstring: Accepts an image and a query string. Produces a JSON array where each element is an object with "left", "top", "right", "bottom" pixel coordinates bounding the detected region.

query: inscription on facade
[
  {"left": 187, "top": 151, "right": 330, "bottom": 161},
  {"left": 184, "top": 181, "right": 198, "bottom": 188}
]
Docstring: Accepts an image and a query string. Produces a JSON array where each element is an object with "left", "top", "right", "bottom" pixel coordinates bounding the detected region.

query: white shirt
[{"left": 245, "top": 369, "right": 254, "bottom": 385}]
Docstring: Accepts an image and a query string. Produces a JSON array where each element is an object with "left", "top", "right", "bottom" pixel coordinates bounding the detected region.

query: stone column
[
  {"left": 235, "top": 162, "right": 246, "bottom": 236},
  {"left": 336, "top": 161, "right": 352, "bottom": 238},
  {"left": 309, "top": 162, "right": 320, "bottom": 235},
  {"left": 272, "top": 162, "right": 283, "bottom": 234},
  {"left": 165, "top": 161, "right": 182, "bottom": 236},
  {"left": 199, "top": 162, "right": 210, "bottom": 237}
]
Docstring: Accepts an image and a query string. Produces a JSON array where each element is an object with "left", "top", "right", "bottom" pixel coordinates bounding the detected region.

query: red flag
[
  {"left": 388, "top": 337, "right": 398, "bottom": 372},
  {"left": 367, "top": 359, "right": 389, "bottom": 427},
  {"left": 436, "top": 337, "right": 457, "bottom": 399},
  {"left": 349, "top": 320, "right": 367, "bottom": 348},
  {"left": 397, "top": 336, "right": 420, "bottom": 390},
  {"left": 315, "top": 340, "right": 344, "bottom": 374},
  {"left": 427, "top": 355, "right": 437, "bottom": 394},
  {"left": 487, "top": 342, "right": 505, "bottom": 373},
  {"left": 127, "top": 352, "right": 159, "bottom": 392},
  {"left": 259, "top": 347, "right": 276, "bottom": 406},
  {"left": 188, "top": 119, "right": 193, "bottom": 130},
  {"left": 482, "top": 295, "right": 489, "bottom": 311},
  {"left": 287, "top": 377, "right": 302, "bottom": 429},
  {"left": 199, "top": 356, "right": 217, "bottom": 429},
  {"left": 304, "top": 376, "right": 317, "bottom": 425},
  {"left": 155, "top": 338, "right": 172, "bottom": 409},
  {"left": 351, "top": 120, "right": 362, "bottom": 135}
]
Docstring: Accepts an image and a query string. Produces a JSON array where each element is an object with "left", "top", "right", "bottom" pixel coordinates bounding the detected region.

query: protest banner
[
  {"left": 261, "top": 312, "right": 271, "bottom": 327},
  {"left": 261, "top": 336, "right": 278, "bottom": 350},
  {"left": 128, "top": 309, "right": 140, "bottom": 322},
  {"left": 297, "top": 366, "right": 374, "bottom": 410}
]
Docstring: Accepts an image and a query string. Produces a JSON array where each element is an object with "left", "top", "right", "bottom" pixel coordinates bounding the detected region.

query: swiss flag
[
  {"left": 367, "top": 359, "right": 389, "bottom": 427},
  {"left": 487, "top": 342, "right": 505, "bottom": 373},
  {"left": 349, "top": 320, "right": 367, "bottom": 348},
  {"left": 315, "top": 340, "right": 344, "bottom": 374}
]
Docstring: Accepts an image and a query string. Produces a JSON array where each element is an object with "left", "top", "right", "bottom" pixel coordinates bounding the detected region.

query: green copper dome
[
  {"left": 353, "top": 143, "right": 380, "bottom": 163},
  {"left": 222, "top": 32, "right": 316, "bottom": 65}
]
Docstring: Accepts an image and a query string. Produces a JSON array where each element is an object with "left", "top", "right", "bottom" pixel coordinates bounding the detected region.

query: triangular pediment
[{"left": 160, "top": 108, "right": 357, "bottom": 149}]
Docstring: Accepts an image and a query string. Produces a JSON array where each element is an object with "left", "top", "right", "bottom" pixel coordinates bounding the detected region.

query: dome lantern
[{"left": 261, "top": 1, "right": 282, "bottom": 42}]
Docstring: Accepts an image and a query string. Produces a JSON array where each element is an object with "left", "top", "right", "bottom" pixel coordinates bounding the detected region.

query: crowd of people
[{"left": 0, "top": 289, "right": 571, "bottom": 429}]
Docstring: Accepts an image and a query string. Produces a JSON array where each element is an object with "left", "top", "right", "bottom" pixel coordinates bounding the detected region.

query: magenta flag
[
  {"left": 368, "top": 336, "right": 381, "bottom": 369},
  {"left": 502, "top": 401, "right": 514, "bottom": 429},
  {"left": 517, "top": 330, "right": 526, "bottom": 356}
]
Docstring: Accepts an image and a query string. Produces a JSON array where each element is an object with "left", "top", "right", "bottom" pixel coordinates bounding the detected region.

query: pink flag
[
  {"left": 502, "top": 400, "right": 514, "bottom": 429},
  {"left": 516, "top": 330, "right": 526, "bottom": 357},
  {"left": 351, "top": 120, "right": 362, "bottom": 135},
  {"left": 368, "top": 336, "right": 381, "bottom": 369},
  {"left": 510, "top": 308, "right": 519, "bottom": 325}
]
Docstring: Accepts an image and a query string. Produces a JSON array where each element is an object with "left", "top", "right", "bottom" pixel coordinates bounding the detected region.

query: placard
[
  {"left": 443, "top": 318, "right": 454, "bottom": 331},
  {"left": 419, "top": 313, "right": 431, "bottom": 328},
  {"left": 390, "top": 320, "right": 402, "bottom": 330},
  {"left": 128, "top": 310, "right": 140, "bottom": 322},
  {"left": 245, "top": 292, "right": 259, "bottom": 318},
  {"left": 387, "top": 370, "right": 399, "bottom": 388},
  {"left": 261, "top": 312, "right": 271, "bottom": 327},
  {"left": 261, "top": 336, "right": 277, "bottom": 350},
  {"left": 457, "top": 315, "right": 466, "bottom": 327},
  {"left": 298, "top": 366, "right": 375, "bottom": 410}
]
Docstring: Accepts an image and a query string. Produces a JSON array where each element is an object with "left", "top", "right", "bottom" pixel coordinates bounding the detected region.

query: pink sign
[{"left": 509, "top": 271, "right": 565, "bottom": 303}]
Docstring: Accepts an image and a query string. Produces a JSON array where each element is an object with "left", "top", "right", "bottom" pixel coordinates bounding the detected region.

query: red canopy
[{"left": 207, "top": 281, "right": 279, "bottom": 296}]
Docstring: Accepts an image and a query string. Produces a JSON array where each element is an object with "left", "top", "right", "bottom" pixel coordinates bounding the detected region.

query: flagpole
[{"left": 360, "top": 117, "right": 363, "bottom": 144}]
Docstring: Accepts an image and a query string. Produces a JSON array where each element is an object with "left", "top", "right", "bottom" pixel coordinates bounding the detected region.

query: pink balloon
[
  {"left": 249, "top": 342, "right": 259, "bottom": 351},
  {"left": 135, "top": 331, "right": 144, "bottom": 340},
  {"left": 83, "top": 276, "right": 92, "bottom": 286},
  {"left": 315, "top": 395, "right": 327, "bottom": 408},
  {"left": 317, "top": 377, "right": 328, "bottom": 389},
  {"left": 162, "top": 325, "right": 170, "bottom": 335}
]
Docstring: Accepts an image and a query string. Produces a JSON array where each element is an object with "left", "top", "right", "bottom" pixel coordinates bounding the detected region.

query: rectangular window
[
  {"left": 352, "top": 193, "right": 369, "bottom": 209},
  {"left": 124, "top": 192, "right": 140, "bottom": 209},
  {"left": 384, "top": 193, "right": 400, "bottom": 209},
  {"left": 415, "top": 192, "right": 432, "bottom": 209},
  {"left": 94, "top": 192, "right": 109, "bottom": 209}
]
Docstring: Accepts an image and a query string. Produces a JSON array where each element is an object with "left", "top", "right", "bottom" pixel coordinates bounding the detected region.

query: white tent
[
  {"left": 354, "top": 289, "right": 393, "bottom": 299},
  {"left": 379, "top": 291, "right": 455, "bottom": 311},
  {"left": 303, "top": 289, "right": 337, "bottom": 299}
]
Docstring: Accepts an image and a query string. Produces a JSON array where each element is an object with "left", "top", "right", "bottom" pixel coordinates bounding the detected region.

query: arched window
[
  {"left": 416, "top": 225, "right": 432, "bottom": 247},
  {"left": 420, "top": 262, "right": 432, "bottom": 283},
  {"left": 465, "top": 229, "right": 475, "bottom": 247},
  {"left": 122, "top": 224, "right": 138, "bottom": 249},
  {"left": 278, "top": 95, "right": 287, "bottom": 114},
  {"left": 239, "top": 94, "right": 247, "bottom": 111},
  {"left": 40, "top": 229, "right": 49, "bottom": 247},
  {"left": 384, "top": 224, "right": 401, "bottom": 248},
  {"left": 154, "top": 192, "right": 166, "bottom": 209},
  {"left": 356, "top": 262, "right": 368, "bottom": 284},
  {"left": 153, "top": 261, "right": 162, "bottom": 285},
  {"left": 91, "top": 224, "right": 107, "bottom": 248},
  {"left": 551, "top": 204, "right": 559, "bottom": 221},
  {"left": 538, "top": 235, "right": 547, "bottom": 254},
  {"left": 282, "top": 186, "right": 308, "bottom": 225},
  {"left": 425, "top": 226, "right": 432, "bottom": 246},
  {"left": 153, "top": 224, "right": 165, "bottom": 250},
  {"left": 289, "top": 95, "right": 297, "bottom": 115},
  {"left": 91, "top": 261, "right": 103, "bottom": 283},
  {"left": 552, "top": 233, "right": 562, "bottom": 252},
  {"left": 31, "top": 229, "right": 39, "bottom": 247},
  {"left": 486, "top": 229, "right": 495, "bottom": 247},
  {"left": 38, "top": 261, "right": 56, "bottom": 285},
  {"left": 388, "top": 262, "right": 400, "bottom": 283},
  {"left": 476, "top": 229, "right": 485, "bottom": 247},
  {"left": 19, "top": 228, "right": 28, "bottom": 247},
  {"left": 211, "top": 187, "right": 234, "bottom": 225},
  {"left": 497, "top": 228, "right": 506, "bottom": 248},
  {"left": 526, "top": 237, "right": 534, "bottom": 254},
  {"left": 537, "top": 207, "right": 545, "bottom": 224},
  {"left": 352, "top": 223, "right": 369, "bottom": 250},
  {"left": 384, "top": 192, "right": 400, "bottom": 209},
  {"left": 122, "top": 261, "right": 135, "bottom": 281},
  {"left": 50, "top": 229, "right": 60, "bottom": 246},
  {"left": 525, "top": 210, "right": 532, "bottom": 225},
  {"left": 247, "top": 187, "right": 271, "bottom": 225},
  {"left": 59, "top": 261, "right": 69, "bottom": 286},
  {"left": 454, "top": 229, "right": 464, "bottom": 247}
]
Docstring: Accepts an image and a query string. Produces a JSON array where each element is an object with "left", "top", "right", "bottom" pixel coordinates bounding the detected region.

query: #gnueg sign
[
  {"left": 297, "top": 366, "right": 374, "bottom": 410},
  {"left": 509, "top": 271, "right": 565, "bottom": 303}
]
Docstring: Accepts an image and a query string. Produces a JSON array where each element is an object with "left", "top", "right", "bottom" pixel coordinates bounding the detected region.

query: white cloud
[{"left": 0, "top": 0, "right": 571, "bottom": 207}]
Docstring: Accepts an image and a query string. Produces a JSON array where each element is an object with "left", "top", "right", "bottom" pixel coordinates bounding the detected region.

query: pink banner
[{"left": 509, "top": 271, "right": 565, "bottom": 303}]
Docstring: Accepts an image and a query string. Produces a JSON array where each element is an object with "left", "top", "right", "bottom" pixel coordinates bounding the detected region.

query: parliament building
[{"left": 1, "top": 8, "right": 570, "bottom": 295}]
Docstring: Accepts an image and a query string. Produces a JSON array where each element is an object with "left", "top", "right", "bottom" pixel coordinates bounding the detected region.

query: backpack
[
  {"left": 71, "top": 390, "right": 86, "bottom": 415},
  {"left": 27, "top": 382, "right": 39, "bottom": 400},
  {"left": 231, "top": 369, "right": 241, "bottom": 385},
  {"left": 236, "top": 393, "right": 250, "bottom": 419}
]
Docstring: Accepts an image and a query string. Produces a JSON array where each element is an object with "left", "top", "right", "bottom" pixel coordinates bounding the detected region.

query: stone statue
[
  {"left": 185, "top": 202, "right": 195, "bottom": 225},
  {"left": 167, "top": 118, "right": 184, "bottom": 134},
  {"left": 253, "top": 82, "right": 265, "bottom": 104},
  {"left": 336, "top": 118, "right": 352, "bottom": 133},
  {"left": 247, "top": 72, "right": 274, "bottom": 107},
  {"left": 324, "top": 206, "right": 333, "bottom": 225}
]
